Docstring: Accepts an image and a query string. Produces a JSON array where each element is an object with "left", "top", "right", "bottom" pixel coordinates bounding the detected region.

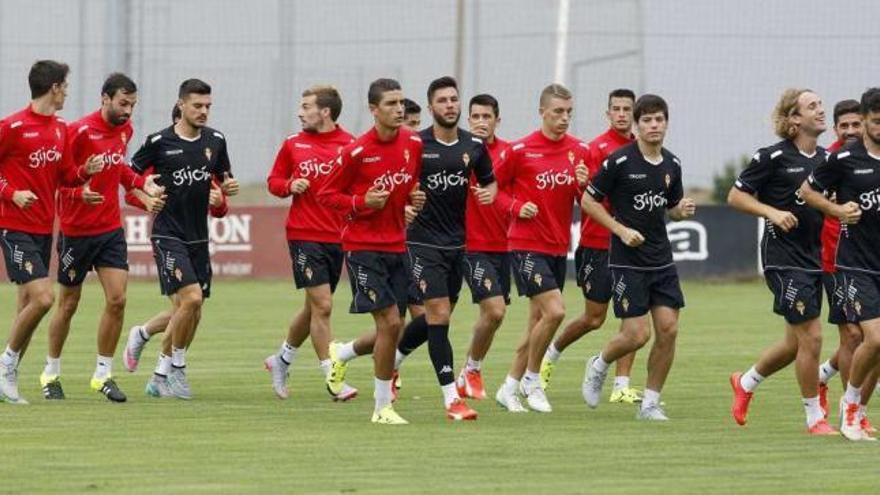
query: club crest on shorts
[
  {"left": 419, "top": 279, "right": 428, "bottom": 293},
  {"left": 534, "top": 273, "right": 543, "bottom": 287},
  {"left": 462, "top": 152, "right": 470, "bottom": 166},
  {"left": 854, "top": 300, "right": 863, "bottom": 316},
  {"left": 795, "top": 300, "right": 805, "bottom": 315},
  {"left": 584, "top": 281, "right": 592, "bottom": 294},
  {"left": 621, "top": 297, "right": 630, "bottom": 312},
  {"left": 68, "top": 269, "right": 76, "bottom": 281},
  {"left": 665, "top": 173, "right": 671, "bottom": 188},
  {"left": 483, "top": 277, "right": 493, "bottom": 292},
  {"left": 367, "top": 289, "right": 377, "bottom": 302},
  {"left": 24, "top": 260, "right": 33, "bottom": 275},
  {"left": 204, "top": 147, "right": 213, "bottom": 161},
  {"left": 404, "top": 149, "right": 410, "bottom": 164},
  {"left": 174, "top": 267, "right": 183, "bottom": 281},
  {"left": 568, "top": 150, "right": 575, "bottom": 164},
  {"left": 304, "top": 266, "right": 313, "bottom": 281}
]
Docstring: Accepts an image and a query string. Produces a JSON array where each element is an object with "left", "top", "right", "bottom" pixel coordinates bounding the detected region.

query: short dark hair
[
  {"left": 860, "top": 88, "right": 880, "bottom": 116},
  {"left": 633, "top": 94, "right": 668, "bottom": 121},
  {"left": 28, "top": 60, "right": 70, "bottom": 99},
  {"left": 367, "top": 78, "right": 401, "bottom": 106},
  {"left": 101, "top": 72, "right": 137, "bottom": 99},
  {"left": 833, "top": 99, "right": 860, "bottom": 125},
  {"left": 303, "top": 85, "right": 343, "bottom": 121},
  {"left": 469, "top": 94, "right": 500, "bottom": 118},
  {"left": 178, "top": 78, "right": 211, "bottom": 99},
  {"left": 403, "top": 98, "right": 421, "bottom": 116},
  {"left": 608, "top": 88, "right": 635, "bottom": 108},
  {"left": 171, "top": 103, "right": 181, "bottom": 123},
  {"left": 427, "top": 76, "right": 458, "bottom": 104}
]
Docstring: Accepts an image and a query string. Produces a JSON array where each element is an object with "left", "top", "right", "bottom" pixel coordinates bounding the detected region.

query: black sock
[
  {"left": 427, "top": 323, "right": 454, "bottom": 386},
  {"left": 397, "top": 315, "right": 428, "bottom": 355}
]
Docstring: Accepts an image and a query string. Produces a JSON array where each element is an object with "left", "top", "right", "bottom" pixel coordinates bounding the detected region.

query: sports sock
[
  {"left": 522, "top": 370, "right": 540, "bottom": 392},
  {"left": 545, "top": 342, "right": 562, "bottom": 363},
  {"left": 740, "top": 366, "right": 764, "bottom": 393},
  {"left": 803, "top": 396, "right": 824, "bottom": 426},
  {"left": 319, "top": 359, "right": 332, "bottom": 378},
  {"left": 137, "top": 326, "right": 151, "bottom": 342},
  {"left": 642, "top": 388, "right": 661, "bottom": 409},
  {"left": 155, "top": 353, "right": 172, "bottom": 377},
  {"left": 171, "top": 347, "right": 186, "bottom": 368},
  {"left": 374, "top": 377, "right": 393, "bottom": 411},
  {"left": 441, "top": 383, "right": 459, "bottom": 408},
  {"left": 592, "top": 353, "right": 610, "bottom": 373},
  {"left": 818, "top": 360, "right": 837, "bottom": 385},
  {"left": 338, "top": 341, "right": 358, "bottom": 362},
  {"left": 44, "top": 356, "right": 61, "bottom": 377},
  {"left": 94, "top": 355, "right": 112, "bottom": 380},
  {"left": 502, "top": 375, "right": 520, "bottom": 395},
  {"left": 613, "top": 376, "right": 631, "bottom": 392},
  {"left": 427, "top": 324, "right": 455, "bottom": 386},
  {"left": 398, "top": 315, "right": 428, "bottom": 355},
  {"left": 394, "top": 349, "right": 407, "bottom": 370},
  {"left": 465, "top": 356, "right": 481, "bottom": 372},
  {"left": 1, "top": 346, "right": 19, "bottom": 368},
  {"left": 279, "top": 341, "right": 297, "bottom": 365},
  {"left": 844, "top": 382, "right": 861, "bottom": 404}
]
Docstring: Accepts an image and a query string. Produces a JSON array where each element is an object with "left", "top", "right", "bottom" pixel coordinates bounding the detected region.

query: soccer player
[
  {"left": 0, "top": 60, "right": 106, "bottom": 404},
  {"left": 581, "top": 94, "right": 695, "bottom": 421},
  {"left": 40, "top": 73, "right": 161, "bottom": 402},
  {"left": 403, "top": 99, "right": 422, "bottom": 131},
  {"left": 816, "top": 99, "right": 866, "bottom": 414},
  {"left": 727, "top": 89, "right": 834, "bottom": 434},
  {"left": 130, "top": 78, "right": 239, "bottom": 400},
  {"left": 262, "top": 85, "right": 358, "bottom": 402},
  {"left": 389, "top": 77, "right": 496, "bottom": 420},
  {"left": 801, "top": 87, "right": 880, "bottom": 441},
  {"left": 540, "top": 88, "right": 644, "bottom": 405},
  {"left": 493, "top": 84, "right": 589, "bottom": 413},
  {"left": 456, "top": 93, "right": 511, "bottom": 400},
  {"left": 317, "top": 78, "right": 424, "bottom": 425}
]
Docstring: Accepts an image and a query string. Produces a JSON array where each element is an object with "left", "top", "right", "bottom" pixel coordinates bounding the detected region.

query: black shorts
[
  {"left": 345, "top": 250, "right": 409, "bottom": 316},
  {"left": 152, "top": 237, "right": 212, "bottom": 298},
  {"left": 763, "top": 269, "right": 822, "bottom": 324},
  {"left": 841, "top": 270, "right": 880, "bottom": 323},
  {"left": 0, "top": 229, "right": 51, "bottom": 284},
  {"left": 610, "top": 265, "right": 685, "bottom": 318},
  {"left": 575, "top": 247, "right": 612, "bottom": 304},
  {"left": 56, "top": 228, "right": 128, "bottom": 286},
  {"left": 405, "top": 244, "right": 464, "bottom": 304},
  {"left": 511, "top": 251, "right": 567, "bottom": 298},
  {"left": 288, "top": 240, "right": 343, "bottom": 293},
  {"left": 822, "top": 271, "right": 849, "bottom": 325},
  {"left": 463, "top": 251, "right": 511, "bottom": 305}
]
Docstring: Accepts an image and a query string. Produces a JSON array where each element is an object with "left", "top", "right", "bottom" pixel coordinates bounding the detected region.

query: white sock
[
  {"left": 592, "top": 353, "right": 610, "bottom": 373},
  {"left": 94, "top": 355, "right": 112, "bottom": 380},
  {"left": 155, "top": 353, "right": 172, "bottom": 376},
  {"left": 136, "top": 325, "right": 151, "bottom": 343},
  {"left": 642, "top": 388, "right": 661, "bottom": 409},
  {"left": 319, "top": 359, "right": 332, "bottom": 378},
  {"left": 1, "top": 346, "right": 19, "bottom": 368},
  {"left": 279, "top": 341, "right": 297, "bottom": 365},
  {"left": 503, "top": 375, "right": 520, "bottom": 395},
  {"left": 844, "top": 382, "right": 861, "bottom": 404},
  {"left": 171, "top": 347, "right": 186, "bottom": 368},
  {"left": 441, "top": 383, "right": 459, "bottom": 408},
  {"left": 803, "top": 396, "right": 824, "bottom": 426},
  {"left": 465, "top": 356, "right": 481, "bottom": 372},
  {"left": 545, "top": 342, "right": 562, "bottom": 363},
  {"left": 374, "top": 377, "right": 393, "bottom": 411},
  {"left": 44, "top": 356, "right": 61, "bottom": 377},
  {"left": 740, "top": 366, "right": 764, "bottom": 393},
  {"left": 522, "top": 370, "right": 540, "bottom": 392},
  {"left": 859, "top": 404, "right": 868, "bottom": 420},
  {"left": 818, "top": 360, "right": 838, "bottom": 385},
  {"left": 338, "top": 341, "right": 358, "bottom": 362},
  {"left": 394, "top": 349, "right": 407, "bottom": 370},
  {"left": 613, "top": 376, "right": 631, "bottom": 392}
]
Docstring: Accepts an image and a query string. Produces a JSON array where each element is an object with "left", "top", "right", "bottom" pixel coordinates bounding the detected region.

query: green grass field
[{"left": 0, "top": 279, "right": 877, "bottom": 494}]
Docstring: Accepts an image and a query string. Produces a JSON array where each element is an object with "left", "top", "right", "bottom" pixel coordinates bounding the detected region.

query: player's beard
[
  {"left": 434, "top": 111, "right": 460, "bottom": 129},
  {"left": 107, "top": 109, "right": 129, "bottom": 127},
  {"left": 865, "top": 130, "right": 880, "bottom": 147}
]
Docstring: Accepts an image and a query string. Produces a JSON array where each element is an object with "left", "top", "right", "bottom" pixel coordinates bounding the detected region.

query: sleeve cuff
[
  {"left": 733, "top": 178, "right": 755, "bottom": 194},
  {"left": 353, "top": 194, "right": 366, "bottom": 213}
]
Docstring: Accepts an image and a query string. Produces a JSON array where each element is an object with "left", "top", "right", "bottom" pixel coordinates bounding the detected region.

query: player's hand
[
  {"left": 143, "top": 194, "right": 167, "bottom": 214},
  {"left": 365, "top": 185, "right": 391, "bottom": 210},
  {"left": 409, "top": 182, "right": 426, "bottom": 211},
  {"left": 221, "top": 172, "right": 239, "bottom": 196},
  {"left": 84, "top": 154, "right": 105, "bottom": 176},
  {"left": 518, "top": 202, "right": 538, "bottom": 219},
  {"left": 209, "top": 181, "right": 224, "bottom": 207},
  {"left": 768, "top": 209, "right": 799, "bottom": 232},
  {"left": 678, "top": 198, "right": 696, "bottom": 219},
  {"left": 470, "top": 185, "right": 494, "bottom": 205},
  {"left": 143, "top": 174, "right": 165, "bottom": 197},
  {"left": 575, "top": 162, "right": 589, "bottom": 186},
  {"left": 617, "top": 226, "right": 645, "bottom": 247},
  {"left": 11, "top": 190, "right": 37, "bottom": 209},
  {"left": 837, "top": 201, "right": 862, "bottom": 225},
  {"left": 290, "top": 178, "right": 310, "bottom": 195},
  {"left": 404, "top": 204, "right": 418, "bottom": 225},
  {"left": 81, "top": 182, "right": 104, "bottom": 205}
]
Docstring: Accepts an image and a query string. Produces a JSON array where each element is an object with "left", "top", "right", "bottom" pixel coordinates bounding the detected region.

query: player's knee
[
  {"left": 484, "top": 303, "right": 506, "bottom": 326},
  {"left": 35, "top": 290, "right": 56, "bottom": 313},
  {"left": 105, "top": 292, "right": 127, "bottom": 314},
  {"left": 544, "top": 304, "right": 566, "bottom": 326},
  {"left": 840, "top": 326, "right": 862, "bottom": 350},
  {"left": 655, "top": 323, "right": 678, "bottom": 344},
  {"left": 585, "top": 313, "right": 606, "bottom": 331},
  {"left": 178, "top": 289, "right": 203, "bottom": 310},
  {"left": 310, "top": 297, "right": 332, "bottom": 318}
]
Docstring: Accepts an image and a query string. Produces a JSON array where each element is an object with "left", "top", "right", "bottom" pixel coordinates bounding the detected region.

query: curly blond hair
[{"left": 773, "top": 88, "right": 813, "bottom": 140}]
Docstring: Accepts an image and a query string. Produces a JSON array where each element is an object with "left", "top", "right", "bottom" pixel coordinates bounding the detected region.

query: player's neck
[
  {"left": 30, "top": 98, "right": 56, "bottom": 117},
  {"left": 637, "top": 139, "right": 663, "bottom": 162},
  {"left": 174, "top": 120, "right": 201, "bottom": 140},
  {"left": 315, "top": 120, "right": 337, "bottom": 134},
  {"left": 792, "top": 133, "right": 818, "bottom": 155},
  {"left": 864, "top": 137, "right": 880, "bottom": 157},
  {"left": 541, "top": 127, "right": 564, "bottom": 142},
  {"left": 374, "top": 123, "right": 399, "bottom": 142},
  {"left": 611, "top": 127, "right": 631, "bottom": 139},
  {"left": 433, "top": 124, "right": 458, "bottom": 144}
]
